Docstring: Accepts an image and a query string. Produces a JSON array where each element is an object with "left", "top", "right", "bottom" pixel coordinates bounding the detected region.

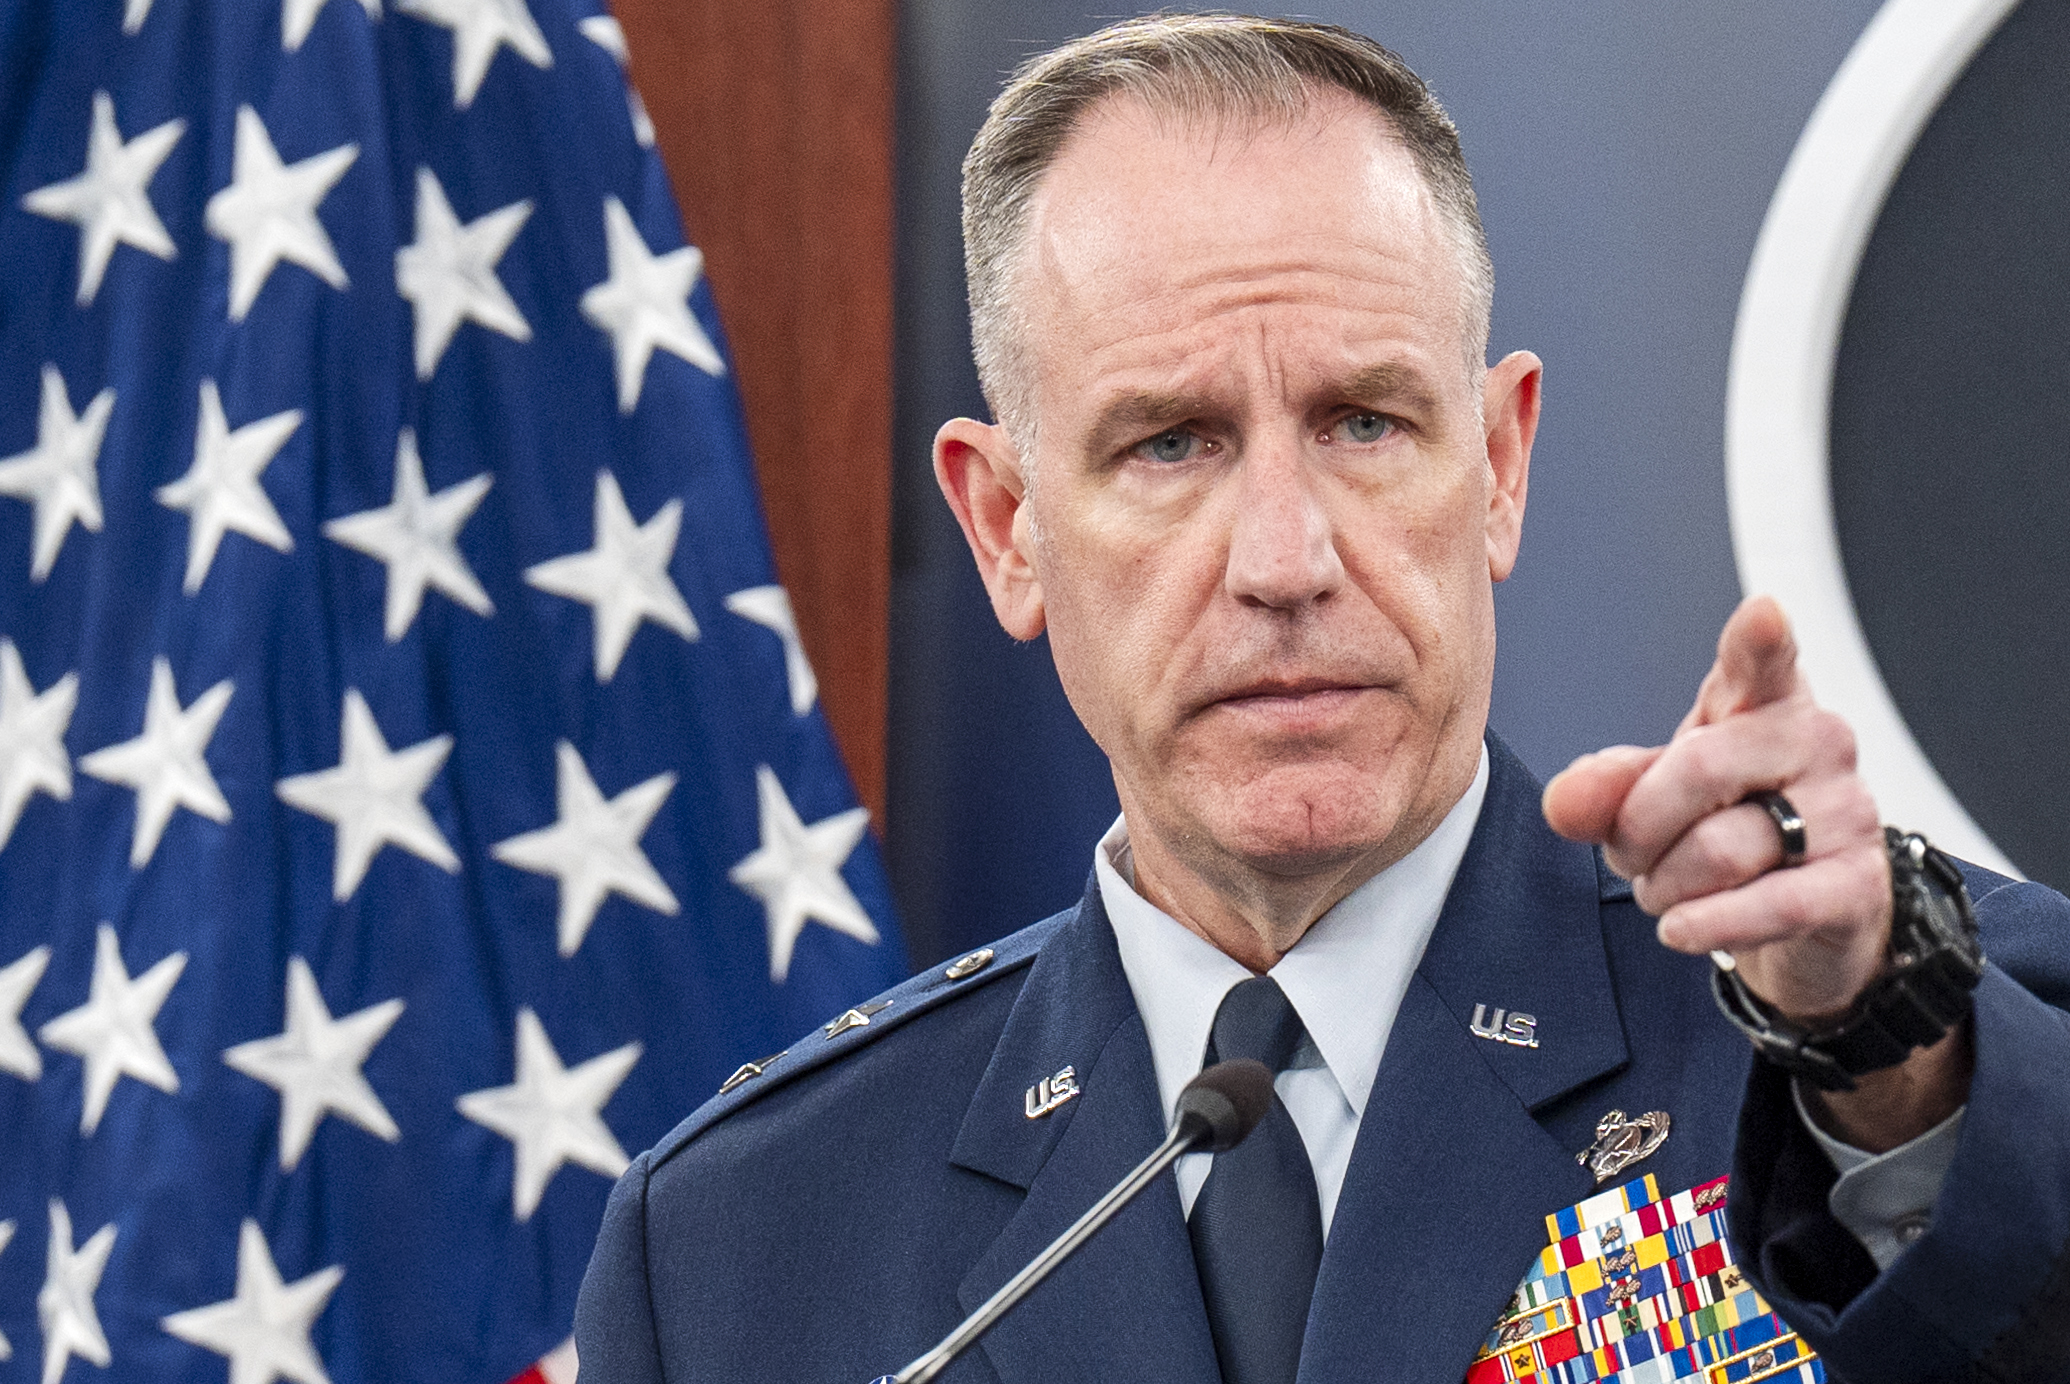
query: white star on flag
[
  {"left": 38, "top": 925, "right": 187, "bottom": 1136},
  {"left": 524, "top": 470, "right": 696, "bottom": 682},
  {"left": 535, "top": 1339, "right": 577, "bottom": 1384},
  {"left": 223, "top": 957, "right": 404, "bottom": 1171},
  {"left": 0, "top": 367, "right": 114, "bottom": 583},
  {"left": 492, "top": 740, "right": 678, "bottom": 957},
  {"left": 729, "top": 765, "right": 878, "bottom": 983},
  {"left": 204, "top": 106, "right": 358, "bottom": 321},
  {"left": 0, "top": 945, "right": 51, "bottom": 1081},
  {"left": 275, "top": 690, "right": 458, "bottom": 902},
  {"left": 394, "top": 0, "right": 553, "bottom": 110},
  {"left": 0, "top": 1217, "right": 11, "bottom": 1361},
  {"left": 323, "top": 429, "right": 493, "bottom": 641},
  {"left": 395, "top": 166, "right": 532, "bottom": 380},
  {"left": 39, "top": 1201, "right": 116, "bottom": 1384},
  {"left": 457, "top": 1008, "right": 639, "bottom": 1222},
  {"left": 580, "top": 196, "right": 724, "bottom": 413},
  {"left": 79, "top": 657, "right": 234, "bottom": 868},
  {"left": 577, "top": 16, "right": 656, "bottom": 148},
  {"left": 0, "top": 640, "right": 77, "bottom": 850},
  {"left": 158, "top": 380, "right": 301, "bottom": 595},
  {"left": 281, "top": 0, "right": 380, "bottom": 52},
  {"left": 162, "top": 1220, "right": 344, "bottom": 1384},
  {"left": 123, "top": 0, "right": 152, "bottom": 31},
  {"left": 21, "top": 91, "right": 184, "bottom": 306},
  {"left": 724, "top": 585, "right": 818, "bottom": 715}
]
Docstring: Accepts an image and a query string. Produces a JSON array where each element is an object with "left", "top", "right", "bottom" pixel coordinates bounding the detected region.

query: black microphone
[{"left": 886, "top": 1059, "right": 1275, "bottom": 1384}]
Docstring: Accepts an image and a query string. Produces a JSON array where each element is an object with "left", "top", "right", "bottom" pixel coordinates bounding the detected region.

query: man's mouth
[
  {"left": 1204, "top": 678, "right": 1377, "bottom": 725},
  {"left": 1216, "top": 676, "right": 1368, "bottom": 703}
]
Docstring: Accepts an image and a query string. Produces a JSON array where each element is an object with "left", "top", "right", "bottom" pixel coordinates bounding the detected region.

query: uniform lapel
[
  {"left": 1300, "top": 739, "right": 1629, "bottom": 1384},
  {"left": 948, "top": 879, "right": 1220, "bottom": 1384}
]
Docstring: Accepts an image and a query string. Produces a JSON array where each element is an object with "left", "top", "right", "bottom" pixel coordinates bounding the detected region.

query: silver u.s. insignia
[
  {"left": 1577, "top": 1108, "right": 1671, "bottom": 1185},
  {"left": 1469, "top": 1003, "right": 1540, "bottom": 1049},
  {"left": 1024, "top": 1065, "right": 1080, "bottom": 1119}
]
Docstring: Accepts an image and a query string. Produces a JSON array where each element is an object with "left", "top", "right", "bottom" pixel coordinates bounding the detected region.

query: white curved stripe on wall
[{"left": 1726, "top": 0, "right": 2021, "bottom": 876}]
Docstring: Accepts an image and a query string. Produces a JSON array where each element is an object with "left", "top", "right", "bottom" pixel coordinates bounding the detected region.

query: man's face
[{"left": 950, "top": 90, "right": 1535, "bottom": 900}]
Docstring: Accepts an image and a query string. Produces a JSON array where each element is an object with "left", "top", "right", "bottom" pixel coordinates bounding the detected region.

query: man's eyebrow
[
  {"left": 1336, "top": 362, "right": 1443, "bottom": 417},
  {"left": 1084, "top": 363, "right": 1447, "bottom": 447},
  {"left": 1088, "top": 391, "right": 1208, "bottom": 442}
]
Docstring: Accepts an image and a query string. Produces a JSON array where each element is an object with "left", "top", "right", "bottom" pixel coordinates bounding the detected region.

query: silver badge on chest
[{"left": 1578, "top": 1108, "right": 1672, "bottom": 1185}]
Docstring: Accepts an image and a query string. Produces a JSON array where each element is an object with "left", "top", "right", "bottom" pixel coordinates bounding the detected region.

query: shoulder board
[{"left": 644, "top": 909, "right": 1069, "bottom": 1166}]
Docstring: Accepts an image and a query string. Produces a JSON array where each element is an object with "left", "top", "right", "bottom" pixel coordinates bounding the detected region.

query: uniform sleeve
[
  {"left": 1729, "top": 877, "right": 2070, "bottom": 1384},
  {"left": 575, "top": 1151, "right": 668, "bottom": 1384}
]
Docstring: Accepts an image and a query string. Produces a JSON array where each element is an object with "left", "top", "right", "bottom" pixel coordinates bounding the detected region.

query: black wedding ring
[{"left": 1746, "top": 790, "right": 1807, "bottom": 868}]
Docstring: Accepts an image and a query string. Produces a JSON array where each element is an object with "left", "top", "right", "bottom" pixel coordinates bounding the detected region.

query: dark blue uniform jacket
[{"left": 576, "top": 739, "right": 2070, "bottom": 1383}]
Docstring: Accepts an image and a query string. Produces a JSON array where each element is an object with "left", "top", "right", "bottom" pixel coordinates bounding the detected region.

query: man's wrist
[
  {"left": 1798, "top": 1018, "right": 1973, "bottom": 1155},
  {"left": 1711, "top": 828, "right": 1983, "bottom": 1091}
]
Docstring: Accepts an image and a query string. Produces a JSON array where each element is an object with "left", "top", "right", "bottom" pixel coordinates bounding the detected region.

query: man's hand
[{"left": 1543, "top": 596, "right": 1970, "bottom": 1152}]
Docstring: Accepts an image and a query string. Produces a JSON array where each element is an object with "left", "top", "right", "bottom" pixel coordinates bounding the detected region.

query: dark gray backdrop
[
  {"left": 886, "top": 2, "right": 1886, "bottom": 967},
  {"left": 1831, "top": 0, "right": 2070, "bottom": 892}
]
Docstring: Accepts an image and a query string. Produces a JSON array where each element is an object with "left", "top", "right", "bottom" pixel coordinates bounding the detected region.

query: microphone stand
[{"left": 890, "top": 1116, "right": 1207, "bottom": 1384}]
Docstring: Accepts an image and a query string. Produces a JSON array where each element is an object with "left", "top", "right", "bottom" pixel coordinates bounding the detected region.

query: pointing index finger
[{"left": 1685, "top": 595, "right": 1802, "bottom": 730}]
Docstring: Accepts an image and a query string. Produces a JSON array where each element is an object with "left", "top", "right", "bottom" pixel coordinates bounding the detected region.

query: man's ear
[
  {"left": 1482, "top": 350, "right": 1541, "bottom": 583},
  {"left": 934, "top": 417, "right": 1047, "bottom": 639}
]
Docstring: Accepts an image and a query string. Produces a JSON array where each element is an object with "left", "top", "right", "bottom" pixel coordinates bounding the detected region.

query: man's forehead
[
  {"left": 1013, "top": 89, "right": 1469, "bottom": 395},
  {"left": 1026, "top": 90, "right": 1439, "bottom": 275}
]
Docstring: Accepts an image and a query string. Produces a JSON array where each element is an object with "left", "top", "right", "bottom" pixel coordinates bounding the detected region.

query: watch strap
[{"left": 1710, "top": 829, "right": 1984, "bottom": 1092}]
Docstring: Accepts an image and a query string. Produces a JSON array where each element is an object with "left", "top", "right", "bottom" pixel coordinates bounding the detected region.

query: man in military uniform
[{"left": 576, "top": 16, "right": 2070, "bottom": 1383}]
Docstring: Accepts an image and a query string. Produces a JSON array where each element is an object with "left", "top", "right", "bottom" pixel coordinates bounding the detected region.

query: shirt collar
[{"left": 1098, "top": 746, "right": 1490, "bottom": 1129}]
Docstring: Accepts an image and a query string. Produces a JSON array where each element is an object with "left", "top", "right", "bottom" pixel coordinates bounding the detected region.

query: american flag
[{"left": 0, "top": 1, "right": 907, "bottom": 1380}]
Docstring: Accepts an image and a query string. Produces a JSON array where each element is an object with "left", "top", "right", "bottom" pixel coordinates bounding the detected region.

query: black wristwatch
[{"left": 1711, "top": 827, "right": 1985, "bottom": 1092}]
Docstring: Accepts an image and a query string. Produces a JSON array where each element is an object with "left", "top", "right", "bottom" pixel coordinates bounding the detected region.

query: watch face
[
  {"left": 1829, "top": 0, "right": 2070, "bottom": 891},
  {"left": 1923, "top": 882, "right": 1976, "bottom": 950},
  {"left": 1905, "top": 885, "right": 1961, "bottom": 948}
]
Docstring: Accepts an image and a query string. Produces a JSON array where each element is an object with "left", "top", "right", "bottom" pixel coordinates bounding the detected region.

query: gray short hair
[{"left": 962, "top": 13, "right": 1495, "bottom": 443}]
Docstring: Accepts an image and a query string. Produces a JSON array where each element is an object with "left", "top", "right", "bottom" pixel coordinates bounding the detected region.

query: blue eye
[
  {"left": 1138, "top": 429, "right": 1199, "bottom": 464},
  {"left": 1337, "top": 412, "right": 1393, "bottom": 444}
]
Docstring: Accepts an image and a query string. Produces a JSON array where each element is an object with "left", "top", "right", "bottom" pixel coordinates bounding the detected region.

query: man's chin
[{"left": 1183, "top": 766, "right": 1418, "bottom": 880}]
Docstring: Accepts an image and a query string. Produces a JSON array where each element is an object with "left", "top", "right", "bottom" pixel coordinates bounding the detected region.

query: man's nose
[{"left": 1223, "top": 438, "right": 1344, "bottom": 610}]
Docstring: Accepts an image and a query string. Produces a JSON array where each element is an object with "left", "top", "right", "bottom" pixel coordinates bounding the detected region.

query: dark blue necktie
[{"left": 1188, "top": 976, "right": 1324, "bottom": 1384}]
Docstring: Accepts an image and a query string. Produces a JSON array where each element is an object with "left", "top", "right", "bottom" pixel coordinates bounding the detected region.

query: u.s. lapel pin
[
  {"left": 1469, "top": 1002, "right": 1540, "bottom": 1049},
  {"left": 822, "top": 1000, "right": 891, "bottom": 1039},
  {"left": 1024, "top": 1065, "right": 1079, "bottom": 1119},
  {"left": 1577, "top": 1108, "right": 1671, "bottom": 1184}
]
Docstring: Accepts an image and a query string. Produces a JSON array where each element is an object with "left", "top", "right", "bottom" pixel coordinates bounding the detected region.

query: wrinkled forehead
[{"left": 1014, "top": 89, "right": 1471, "bottom": 379}]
